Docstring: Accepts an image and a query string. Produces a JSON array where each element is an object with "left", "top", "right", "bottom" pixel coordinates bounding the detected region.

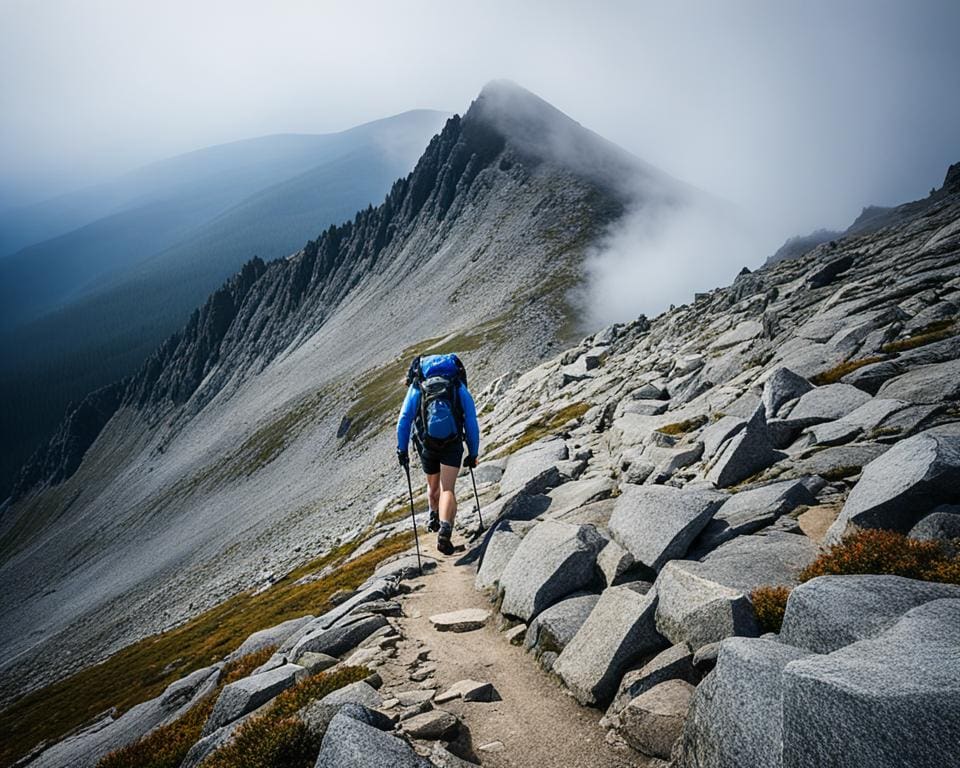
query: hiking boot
[
  {"left": 437, "top": 528, "right": 454, "bottom": 555},
  {"left": 427, "top": 509, "right": 440, "bottom": 532}
]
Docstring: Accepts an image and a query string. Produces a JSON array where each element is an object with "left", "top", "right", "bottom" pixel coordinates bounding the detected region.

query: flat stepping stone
[
  {"left": 401, "top": 709, "right": 460, "bottom": 740},
  {"left": 429, "top": 608, "right": 490, "bottom": 632},
  {"left": 435, "top": 679, "right": 499, "bottom": 703}
]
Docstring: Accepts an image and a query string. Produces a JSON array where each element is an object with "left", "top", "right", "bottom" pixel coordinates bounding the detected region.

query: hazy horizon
[{"left": 3, "top": 0, "right": 960, "bottom": 262}]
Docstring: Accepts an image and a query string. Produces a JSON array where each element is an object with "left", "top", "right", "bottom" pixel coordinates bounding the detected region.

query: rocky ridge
[{"left": 13, "top": 161, "right": 960, "bottom": 767}]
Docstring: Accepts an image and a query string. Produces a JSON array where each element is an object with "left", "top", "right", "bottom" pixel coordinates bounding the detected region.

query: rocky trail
[
  {"left": 380, "top": 536, "right": 641, "bottom": 768},
  {"left": 11, "top": 163, "right": 960, "bottom": 767}
]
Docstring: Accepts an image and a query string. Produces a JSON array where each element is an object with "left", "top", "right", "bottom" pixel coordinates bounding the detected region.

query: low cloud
[{"left": 580, "top": 192, "right": 762, "bottom": 327}]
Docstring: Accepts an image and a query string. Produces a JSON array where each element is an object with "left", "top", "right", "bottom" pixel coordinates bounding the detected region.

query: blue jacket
[{"left": 396, "top": 358, "right": 480, "bottom": 456}]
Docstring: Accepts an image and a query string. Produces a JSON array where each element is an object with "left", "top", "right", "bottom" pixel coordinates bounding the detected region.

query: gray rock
[
  {"left": 299, "top": 700, "right": 393, "bottom": 742},
  {"left": 805, "top": 254, "right": 853, "bottom": 288},
  {"left": 202, "top": 663, "right": 305, "bottom": 736},
  {"left": 706, "top": 405, "right": 786, "bottom": 488},
  {"left": 291, "top": 615, "right": 389, "bottom": 661},
  {"left": 780, "top": 575, "right": 960, "bottom": 653},
  {"left": 609, "top": 642, "right": 698, "bottom": 715},
  {"left": 226, "top": 615, "right": 314, "bottom": 661},
  {"left": 619, "top": 679, "right": 695, "bottom": 759},
  {"left": 909, "top": 505, "right": 960, "bottom": 555},
  {"left": 762, "top": 367, "right": 813, "bottom": 418},
  {"left": 782, "top": 599, "right": 960, "bottom": 768},
  {"left": 316, "top": 710, "right": 433, "bottom": 767},
  {"left": 609, "top": 485, "right": 726, "bottom": 571},
  {"left": 655, "top": 533, "right": 816, "bottom": 649},
  {"left": 470, "top": 463, "right": 504, "bottom": 485},
  {"left": 779, "top": 383, "right": 872, "bottom": 428},
  {"left": 475, "top": 520, "right": 526, "bottom": 591},
  {"left": 524, "top": 591, "right": 600, "bottom": 654},
  {"left": 647, "top": 442, "right": 705, "bottom": 483},
  {"left": 700, "top": 415, "right": 747, "bottom": 460},
  {"left": 296, "top": 652, "right": 339, "bottom": 674},
  {"left": 691, "top": 479, "right": 816, "bottom": 553},
  {"left": 27, "top": 665, "right": 221, "bottom": 768},
  {"left": 876, "top": 358, "right": 960, "bottom": 404},
  {"left": 369, "top": 555, "right": 437, "bottom": 583},
  {"left": 498, "top": 520, "right": 605, "bottom": 621},
  {"left": 545, "top": 476, "right": 615, "bottom": 518},
  {"left": 691, "top": 642, "right": 720, "bottom": 674},
  {"left": 498, "top": 438, "right": 568, "bottom": 495},
  {"left": 596, "top": 538, "right": 636, "bottom": 587},
  {"left": 677, "top": 637, "right": 814, "bottom": 768},
  {"left": 553, "top": 584, "right": 665, "bottom": 706},
  {"left": 401, "top": 709, "right": 460, "bottom": 739},
  {"left": 435, "top": 678, "right": 499, "bottom": 703},
  {"left": 826, "top": 430, "right": 960, "bottom": 542},
  {"left": 621, "top": 399, "right": 668, "bottom": 416},
  {"left": 180, "top": 713, "right": 253, "bottom": 768},
  {"left": 318, "top": 679, "right": 384, "bottom": 708},
  {"left": 632, "top": 382, "right": 668, "bottom": 400}
]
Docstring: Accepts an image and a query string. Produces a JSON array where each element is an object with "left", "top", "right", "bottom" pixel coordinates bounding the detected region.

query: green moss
[
  {"left": 820, "top": 464, "right": 862, "bottom": 481},
  {"left": 810, "top": 356, "right": 887, "bottom": 385},
  {"left": 0, "top": 533, "right": 413, "bottom": 768},
  {"left": 495, "top": 402, "right": 591, "bottom": 456},
  {"left": 656, "top": 415, "right": 708, "bottom": 436},
  {"left": 881, "top": 320, "right": 956, "bottom": 354}
]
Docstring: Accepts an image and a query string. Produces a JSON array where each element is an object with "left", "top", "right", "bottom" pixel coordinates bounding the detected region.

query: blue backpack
[{"left": 410, "top": 354, "right": 467, "bottom": 449}]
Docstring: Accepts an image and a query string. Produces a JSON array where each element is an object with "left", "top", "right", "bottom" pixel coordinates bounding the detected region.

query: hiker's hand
[
  {"left": 463, "top": 454, "right": 478, "bottom": 469},
  {"left": 397, "top": 450, "right": 409, "bottom": 468}
]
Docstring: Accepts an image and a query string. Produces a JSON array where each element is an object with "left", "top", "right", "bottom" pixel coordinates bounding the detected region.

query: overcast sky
[{"left": 2, "top": 0, "right": 959, "bottom": 252}]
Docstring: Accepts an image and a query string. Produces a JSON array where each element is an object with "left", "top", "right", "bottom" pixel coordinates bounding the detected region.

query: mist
[{"left": 2, "top": 0, "right": 959, "bottom": 305}]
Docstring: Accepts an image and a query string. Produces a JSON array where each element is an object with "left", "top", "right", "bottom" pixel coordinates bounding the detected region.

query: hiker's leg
[
  {"left": 438, "top": 463, "right": 459, "bottom": 524},
  {"left": 425, "top": 472, "right": 441, "bottom": 514}
]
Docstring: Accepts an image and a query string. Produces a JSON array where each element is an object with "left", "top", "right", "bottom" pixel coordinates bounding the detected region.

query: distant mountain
[
  {"left": 0, "top": 110, "right": 449, "bottom": 328},
  {"left": 0, "top": 110, "right": 448, "bottom": 499},
  {"left": 0, "top": 81, "right": 688, "bottom": 702},
  {"left": 766, "top": 162, "right": 960, "bottom": 265}
]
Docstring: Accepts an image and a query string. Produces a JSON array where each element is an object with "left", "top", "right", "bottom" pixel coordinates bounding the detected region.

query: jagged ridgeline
[{"left": 0, "top": 82, "right": 681, "bottom": 708}]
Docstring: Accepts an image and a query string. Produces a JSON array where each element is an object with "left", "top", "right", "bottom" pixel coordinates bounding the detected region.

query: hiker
[{"left": 396, "top": 353, "right": 480, "bottom": 555}]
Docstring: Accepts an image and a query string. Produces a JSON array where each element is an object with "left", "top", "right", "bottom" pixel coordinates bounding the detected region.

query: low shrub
[
  {"left": 97, "top": 647, "right": 277, "bottom": 768},
  {"left": 799, "top": 528, "right": 960, "bottom": 584},
  {"left": 656, "top": 415, "right": 708, "bottom": 436},
  {"left": 751, "top": 530, "right": 960, "bottom": 635},
  {"left": 750, "top": 586, "right": 792, "bottom": 633},
  {"left": 200, "top": 665, "right": 370, "bottom": 768}
]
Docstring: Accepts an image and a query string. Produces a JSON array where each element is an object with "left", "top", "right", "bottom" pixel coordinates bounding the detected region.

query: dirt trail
[{"left": 376, "top": 534, "right": 651, "bottom": 768}]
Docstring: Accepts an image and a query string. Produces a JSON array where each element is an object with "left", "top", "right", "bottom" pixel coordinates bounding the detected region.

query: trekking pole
[
  {"left": 469, "top": 466, "right": 484, "bottom": 534},
  {"left": 403, "top": 463, "right": 424, "bottom": 575}
]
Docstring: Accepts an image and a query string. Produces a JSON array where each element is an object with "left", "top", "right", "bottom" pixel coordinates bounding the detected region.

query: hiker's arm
[
  {"left": 396, "top": 385, "right": 420, "bottom": 451},
  {"left": 460, "top": 384, "right": 480, "bottom": 457}
]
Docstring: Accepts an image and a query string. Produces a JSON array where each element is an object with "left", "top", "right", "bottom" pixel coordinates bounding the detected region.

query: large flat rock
[
  {"left": 826, "top": 429, "right": 960, "bottom": 543},
  {"left": 780, "top": 574, "right": 960, "bottom": 653},
  {"left": 202, "top": 663, "right": 305, "bottom": 736},
  {"left": 782, "top": 599, "right": 960, "bottom": 768},
  {"left": 654, "top": 533, "right": 817, "bottom": 650},
  {"left": 876, "top": 358, "right": 960, "bottom": 404},
  {"left": 524, "top": 591, "right": 600, "bottom": 655},
  {"left": 498, "top": 438, "right": 568, "bottom": 495},
  {"left": 608, "top": 485, "right": 726, "bottom": 571},
  {"left": 706, "top": 405, "right": 785, "bottom": 488},
  {"left": 778, "top": 383, "right": 872, "bottom": 428},
  {"left": 691, "top": 479, "right": 816, "bottom": 554},
  {"left": 553, "top": 584, "right": 665, "bottom": 706},
  {"left": 291, "top": 614, "right": 389, "bottom": 661},
  {"left": 498, "top": 520, "right": 605, "bottom": 621},
  {"left": 619, "top": 679, "right": 695, "bottom": 759},
  {"left": 429, "top": 608, "right": 490, "bottom": 632},
  {"left": 677, "top": 637, "right": 814, "bottom": 768},
  {"left": 545, "top": 476, "right": 616, "bottom": 518},
  {"left": 316, "top": 709, "right": 433, "bottom": 767}
]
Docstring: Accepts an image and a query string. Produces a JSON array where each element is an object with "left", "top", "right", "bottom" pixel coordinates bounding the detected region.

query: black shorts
[{"left": 418, "top": 441, "right": 463, "bottom": 475}]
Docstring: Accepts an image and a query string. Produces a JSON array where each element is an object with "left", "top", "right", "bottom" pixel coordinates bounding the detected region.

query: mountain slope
[
  {"left": 0, "top": 110, "right": 448, "bottom": 500},
  {"left": 0, "top": 82, "right": 683, "bottom": 702}
]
